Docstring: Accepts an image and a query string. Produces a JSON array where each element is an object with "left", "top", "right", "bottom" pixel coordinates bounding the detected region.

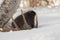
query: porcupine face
[{"left": 12, "top": 10, "right": 36, "bottom": 30}]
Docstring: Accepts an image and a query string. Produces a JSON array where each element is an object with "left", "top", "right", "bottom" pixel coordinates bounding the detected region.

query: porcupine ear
[{"left": 35, "top": 14, "right": 38, "bottom": 28}]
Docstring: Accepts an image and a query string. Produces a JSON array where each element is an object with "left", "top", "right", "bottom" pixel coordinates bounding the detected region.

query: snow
[
  {"left": 0, "top": 6, "right": 60, "bottom": 40},
  {"left": 0, "top": 0, "right": 60, "bottom": 40},
  {"left": 0, "top": 24, "right": 60, "bottom": 40}
]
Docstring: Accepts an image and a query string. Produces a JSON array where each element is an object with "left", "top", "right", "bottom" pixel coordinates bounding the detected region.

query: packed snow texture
[{"left": 0, "top": 0, "right": 60, "bottom": 40}]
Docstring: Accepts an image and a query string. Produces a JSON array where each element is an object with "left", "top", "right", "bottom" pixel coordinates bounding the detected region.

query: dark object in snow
[{"left": 12, "top": 10, "right": 38, "bottom": 30}]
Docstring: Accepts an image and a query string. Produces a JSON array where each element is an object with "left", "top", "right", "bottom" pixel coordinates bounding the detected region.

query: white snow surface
[
  {"left": 0, "top": 0, "right": 60, "bottom": 40},
  {"left": 0, "top": 6, "right": 60, "bottom": 40},
  {"left": 0, "top": 24, "right": 60, "bottom": 40}
]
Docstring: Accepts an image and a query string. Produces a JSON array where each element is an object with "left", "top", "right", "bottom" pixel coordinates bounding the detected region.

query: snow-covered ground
[
  {"left": 0, "top": 24, "right": 60, "bottom": 40},
  {"left": 0, "top": 6, "right": 60, "bottom": 40},
  {"left": 0, "top": 0, "right": 60, "bottom": 40}
]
